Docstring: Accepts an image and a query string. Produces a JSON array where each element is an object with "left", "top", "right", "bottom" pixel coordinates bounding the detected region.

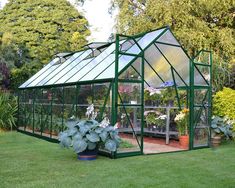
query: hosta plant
[{"left": 58, "top": 104, "right": 121, "bottom": 153}]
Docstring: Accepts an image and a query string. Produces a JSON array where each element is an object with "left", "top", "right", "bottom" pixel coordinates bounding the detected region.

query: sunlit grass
[{"left": 0, "top": 132, "right": 234, "bottom": 188}]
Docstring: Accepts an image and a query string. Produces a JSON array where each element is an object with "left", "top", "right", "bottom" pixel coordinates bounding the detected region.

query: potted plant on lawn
[
  {"left": 211, "top": 116, "right": 234, "bottom": 147},
  {"left": 58, "top": 104, "right": 121, "bottom": 160},
  {"left": 174, "top": 108, "right": 189, "bottom": 148}
]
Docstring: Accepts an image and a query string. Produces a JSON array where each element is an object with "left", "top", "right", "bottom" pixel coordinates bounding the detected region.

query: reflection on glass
[
  {"left": 37, "top": 51, "right": 83, "bottom": 86},
  {"left": 20, "top": 57, "right": 60, "bottom": 88},
  {"left": 45, "top": 50, "right": 92, "bottom": 85}
]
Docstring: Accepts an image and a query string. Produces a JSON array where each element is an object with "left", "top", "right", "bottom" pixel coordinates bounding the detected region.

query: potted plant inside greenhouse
[
  {"left": 211, "top": 116, "right": 234, "bottom": 147},
  {"left": 59, "top": 104, "right": 121, "bottom": 160},
  {"left": 174, "top": 108, "right": 189, "bottom": 148},
  {"left": 145, "top": 111, "right": 158, "bottom": 131}
]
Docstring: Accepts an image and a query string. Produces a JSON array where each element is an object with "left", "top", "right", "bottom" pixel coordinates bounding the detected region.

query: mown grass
[{"left": 0, "top": 132, "right": 234, "bottom": 188}]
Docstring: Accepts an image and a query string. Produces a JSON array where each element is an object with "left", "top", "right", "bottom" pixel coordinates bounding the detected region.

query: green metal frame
[{"left": 17, "top": 26, "right": 212, "bottom": 158}]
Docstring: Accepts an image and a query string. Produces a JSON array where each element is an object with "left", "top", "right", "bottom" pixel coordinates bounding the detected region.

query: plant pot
[
  {"left": 211, "top": 135, "right": 221, "bottom": 147},
  {"left": 179, "top": 135, "right": 189, "bottom": 149},
  {"left": 77, "top": 149, "right": 98, "bottom": 161}
]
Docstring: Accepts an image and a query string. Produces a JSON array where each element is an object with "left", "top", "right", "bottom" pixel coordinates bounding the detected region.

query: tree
[
  {"left": 112, "top": 0, "right": 235, "bottom": 90},
  {"left": 0, "top": 0, "right": 90, "bottom": 64}
]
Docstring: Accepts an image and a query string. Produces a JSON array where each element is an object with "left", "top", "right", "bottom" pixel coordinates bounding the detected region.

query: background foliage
[{"left": 0, "top": 0, "right": 90, "bottom": 90}]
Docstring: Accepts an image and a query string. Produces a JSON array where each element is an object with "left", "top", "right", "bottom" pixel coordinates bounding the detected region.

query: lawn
[{"left": 0, "top": 132, "right": 235, "bottom": 188}]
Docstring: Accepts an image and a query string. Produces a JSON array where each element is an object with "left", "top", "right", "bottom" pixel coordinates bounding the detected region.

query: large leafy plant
[
  {"left": 59, "top": 104, "right": 121, "bottom": 153},
  {"left": 211, "top": 116, "right": 234, "bottom": 140},
  {"left": 0, "top": 92, "right": 17, "bottom": 130}
]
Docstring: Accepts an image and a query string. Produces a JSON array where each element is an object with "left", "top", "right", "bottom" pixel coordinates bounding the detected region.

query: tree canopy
[
  {"left": 0, "top": 0, "right": 90, "bottom": 64},
  {"left": 112, "top": 0, "right": 235, "bottom": 90}
]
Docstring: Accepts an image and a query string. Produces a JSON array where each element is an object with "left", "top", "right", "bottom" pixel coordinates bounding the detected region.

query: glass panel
[
  {"left": 117, "top": 28, "right": 166, "bottom": 74},
  {"left": 156, "top": 44, "right": 189, "bottom": 86},
  {"left": 41, "top": 89, "right": 52, "bottom": 137},
  {"left": 24, "top": 90, "right": 34, "bottom": 132},
  {"left": 194, "top": 51, "right": 210, "bottom": 65},
  {"left": 144, "top": 62, "right": 162, "bottom": 87},
  {"left": 193, "top": 107, "right": 209, "bottom": 147},
  {"left": 118, "top": 83, "right": 141, "bottom": 105},
  {"left": 19, "top": 57, "right": 60, "bottom": 88},
  {"left": 51, "top": 87, "right": 64, "bottom": 138},
  {"left": 144, "top": 44, "right": 172, "bottom": 87},
  {"left": 137, "top": 28, "right": 166, "bottom": 49},
  {"left": 93, "top": 83, "right": 112, "bottom": 121},
  {"left": 79, "top": 54, "right": 115, "bottom": 82},
  {"left": 157, "top": 30, "right": 180, "bottom": 45},
  {"left": 66, "top": 43, "right": 116, "bottom": 83},
  {"left": 117, "top": 106, "right": 141, "bottom": 153},
  {"left": 119, "top": 58, "right": 141, "bottom": 80},
  {"left": 55, "top": 58, "right": 94, "bottom": 84},
  {"left": 194, "top": 89, "right": 208, "bottom": 106},
  {"left": 45, "top": 50, "right": 92, "bottom": 85},
  {"left": 119, "top": 38, "right": 139, "bottom": 51},
  {"left": 34, "top": 89, "right": 43, "bottom": 135},
  {"left": 28, "top": 64, "right": 60, "bottom": 87},
  {"left": 36, "top": 51, "right": 84, "bottom": 86},
  {"left": 95, "top": 61, "right": 115, "bottom": 80},
  {"left": 76, "top": 85, "right": 93, "bottom": 121},
  {"left": 194, "top": 65, "right": 210, "bottom": 85},
  {"left": 63, "top": 86, "right": 77, "bottom": 122}
]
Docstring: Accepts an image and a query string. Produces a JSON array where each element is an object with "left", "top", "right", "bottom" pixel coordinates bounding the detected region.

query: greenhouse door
[{"left": 190, "top": 51, "right": 212, "bottom": 149}]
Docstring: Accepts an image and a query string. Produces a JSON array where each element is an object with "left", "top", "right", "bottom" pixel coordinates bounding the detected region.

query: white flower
[
  {"left": 99, "top": 117, "right": 110, "bottom": 128},
  {"left": 121, "top": 113, "right": 126, "bottom": 119},
  {"left": 86, "top": 104, "right": 94, "bottom": 118},
  {"left": 114, "top": 123, "right": 119, "bottom": 130},
  {"left": 158, "top": 115, "right": 167, "bottom": 120}
]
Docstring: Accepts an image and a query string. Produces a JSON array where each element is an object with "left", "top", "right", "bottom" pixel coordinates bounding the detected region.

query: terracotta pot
[
  {"left": 179, "top": 135, "right": 189, "bottom": 149},
  {"left": 211, "top": 135, "right": 221, "bottom": 147}
]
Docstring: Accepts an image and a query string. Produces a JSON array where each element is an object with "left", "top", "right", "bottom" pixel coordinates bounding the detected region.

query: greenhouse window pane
[
  {"left": 19, "top": 57, "right": 60, "bottom": 88},
  {"left": 156, "top": 30, "right": 180, "bottom": 46},
  {"left": 79, "top": 54, "right": 115, "bottom": 82},
  {"left": 65, "top": 43, "right": 117, "bottom": 83},
  {"left": 55, "top": 58, "right": 94, "bottom": 84},
  {"left": 36, "top": 51, "right": 84, "bottom": 86},
  {"left": 42, "top": 50, "right": 92, "bottom": 85},
  {"left": 156, "top": 43, "right": 190, "bottom": 86},
  {"left": 95, "top": 62, "right": 115, "bottom": 80},
  {"left": 144, "top": 44, "right": 172, "bottom": 87},
  {"left": 27, "top": 61, "right": 61, "bottom": 87}
]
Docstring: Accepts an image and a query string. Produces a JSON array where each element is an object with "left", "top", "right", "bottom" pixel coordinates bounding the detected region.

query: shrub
[
  {"left": 0, "top": 92, "right": 17, "bottom": 130},
  {"left": 213, "top": 87, "right": 235, "bottom": 119},
  {"left": 213, "top": 87, "right": 235, "bottom": 131}
]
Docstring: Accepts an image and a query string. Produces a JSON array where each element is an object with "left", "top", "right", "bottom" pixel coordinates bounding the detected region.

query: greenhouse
[{"left": 17, "top": 26, "right": 212, "bottom": 158}]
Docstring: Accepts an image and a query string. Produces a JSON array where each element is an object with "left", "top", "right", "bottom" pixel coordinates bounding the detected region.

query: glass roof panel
[
  {"left": 65, "top": 43, "right": 116, "bottom": 83},
  {"left": 157, "top": 30, "right": 180, "bottom": 45},
  {"left": 118, "top": 28, "right": 166, "bottom": 73},
  {"left": 42, "top": 50, "right": 92, "bottom": 86},
  {"left": 144, "top": 44, "right": 172, "bottom": 87},
  {"left": 79, "top": 54, "right": 115, "bottom": 82},
  {"left": 155, "top": 43, "right": 190, "bottom": 86},
  {"left": 19, "top": 57, "right": 60, "bottom": 88},
  {"left": 36, "top": 51, "right": 84, "bottom": 86},
  {"left": 27, "top": 58, "right": 63, "bottom": 87},
  {"left": 95, "top": 62, "right": 115, "bottom": 80}
]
